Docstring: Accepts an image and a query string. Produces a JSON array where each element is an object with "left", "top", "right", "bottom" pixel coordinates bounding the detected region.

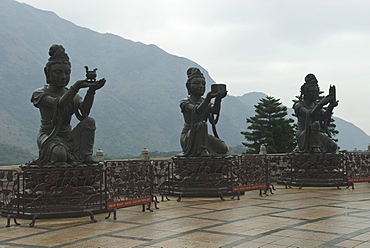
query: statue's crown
[
  {"left": 300, "top": 73, "right": 319, "bottom": 97},
  {"left": 304, "top": 73, "right": 318, "bottom": 85},
  {"left": 187, "top": 67, "right": 204, "bottom": 80},
  {"left": 47, "top": 44, "right": 70, "bottom": 65}
]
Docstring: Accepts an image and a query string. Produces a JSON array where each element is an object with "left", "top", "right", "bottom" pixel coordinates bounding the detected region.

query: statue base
[
  {"left": 160, "top": 156, "right": 236, "bottom": 201},
  {"left": 277, "top": 153, "right": 349, "bottom": 188},
  {"left": 7, "top": 163, "right": 106, "bottom": 226}
]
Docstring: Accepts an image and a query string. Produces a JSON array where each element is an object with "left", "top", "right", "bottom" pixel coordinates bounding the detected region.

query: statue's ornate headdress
[
  {"left": 46, "top": 44, "right": 70, "bottom": 68},
  {"left": 187, "top": 67, "right": 204, "bottom": 80},
  {"left": 186, "top": 67, "right": 205, "bottom": 94},
  {"left": 44, "top": 44, "right": 71, "bottom": 83},
  {"left": 300, "top": 73, "right": 319, "bottom": 99}
]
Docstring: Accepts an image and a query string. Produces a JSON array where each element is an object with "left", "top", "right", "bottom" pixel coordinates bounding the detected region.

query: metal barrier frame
[
  {"left": 104, "top": 160, "right": 157, "bottom": 220},
  {"left": 2, "top": 153, "right": 370, "bottom": 227}
]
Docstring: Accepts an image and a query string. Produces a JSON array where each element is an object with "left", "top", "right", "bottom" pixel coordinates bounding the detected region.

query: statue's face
[
  {"left": 306, "top": 85, "right": 319, "bottom": 101},
  {"left": 48, "top": 63, "right": 71, "bottom": 88},
  {"left": 189, "top": 78, "right": 206, "bottom": 96}
]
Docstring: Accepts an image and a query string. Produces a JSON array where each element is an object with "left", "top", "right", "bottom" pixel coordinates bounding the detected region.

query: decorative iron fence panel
[
  {"left": 343, "top": 153, "right": 370, "bottom": 186},
  {"left": 158, "top": 158, "right": 232, "bottom": 201},
  {"left": 267, "top": 155, "right": 288, "bottom": 184},
  {"left": 232, "top": 155, "right": 269, "bottom": 191},
  {"left": 278, "top": 154, "right": 346, "bottom": 188},
  {"left": 19, "top": 166, "right": 104, "bottom": 225},
  {"left": 104, "top": 160, "right": 153, "bottom": 207},
  {"left": 0, "top": 170, "right": 20, "bottom": 226}
]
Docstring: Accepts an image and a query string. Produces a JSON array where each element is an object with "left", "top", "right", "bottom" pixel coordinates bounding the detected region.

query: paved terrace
[{"left": 1, "top": 183, "right": 370, "bottom": 248}]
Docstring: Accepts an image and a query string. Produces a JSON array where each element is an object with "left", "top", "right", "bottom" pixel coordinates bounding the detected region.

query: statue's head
[
  {"left": 186, "top": 67, "right": 206, "bottom": 95},
  {"left": 44, "top": 44, "right": 71, "bottom": 85},
  {"left": 301, "top": 73, "right": 319, "bottom": 101}
]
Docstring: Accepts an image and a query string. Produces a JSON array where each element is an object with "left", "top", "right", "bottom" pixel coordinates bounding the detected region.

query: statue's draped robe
[
  {"left": 31, "top": 86, "right": 95, "bottom": 165},
  {"left": 180, "top": 97, "right": 227, "bottom": 157},
  {"left": 293, "top": 101, "right": 336, "bottom": 153}
]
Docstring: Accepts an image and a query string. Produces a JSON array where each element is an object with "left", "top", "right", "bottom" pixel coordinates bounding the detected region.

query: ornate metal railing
[
  {"left": 104, "top": 160, "right": 157, "bottom": 220},
  {"left": 1, "top": 162, "right": 158, "bottom": 227},
  {"left": 157, "top": 156, "right": 286, "bottom": 201},
  {"left": 158, "top": 157, "right": 233, "bottom": 201},
  {"left": 268, "top": 154, "right": 289, "bottom": 184},
  {"left": 0, "top": 170, "right": 21, "bottom": 227},
  {"left": 231, "top": 155, "right": 271, "bottom": 199},
  {"left": 20, "top": 165, "right": 103, "bottom": 227},
  {"left": 343, "top": 153, "right": 370, "bottom": 188},
  {"left": 2, "top": 153, "right": 370, "bottom": 227}
]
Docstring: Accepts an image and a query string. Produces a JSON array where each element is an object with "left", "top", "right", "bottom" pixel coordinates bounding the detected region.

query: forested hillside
[{"left": 0, "top": 143, "right": 34, "bottom": 165}]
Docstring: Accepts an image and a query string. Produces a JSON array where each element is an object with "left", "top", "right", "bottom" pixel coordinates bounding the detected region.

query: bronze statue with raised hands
[
  {"left": 179, "top": 67, "right": 228, "bottom": 157},
  {"left": 293, "top": 73, "right": 338, "bottom": 153},
  {"left": 30, "top": 44, "right": 106, "bottom": 167}
]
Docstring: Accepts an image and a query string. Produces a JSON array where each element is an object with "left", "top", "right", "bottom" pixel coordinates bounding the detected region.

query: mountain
[
  {"left": 333, "top": 117, "right": 369, "bottom": 151},
  {"left": 0, "top": 143, "right": 34, "bottom": 166},
  {"left": 236, "top": 92, "right": 268, "bottom": 107},
  {"left": 0, "top": 0, "right": 368, "bottom": 157}
]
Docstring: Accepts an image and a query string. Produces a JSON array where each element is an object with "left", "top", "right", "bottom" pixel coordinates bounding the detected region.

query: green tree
[{"left": 241, "top": 96, "right": 295, "bottom": 154}]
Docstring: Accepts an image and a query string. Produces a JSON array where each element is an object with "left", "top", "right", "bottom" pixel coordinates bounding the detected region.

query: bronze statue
[
  {"left": 30, "top": 44, "right": 106, "bottom": 167},
  {"left": 179, "top": 67, "right": 228, "bottom": 157},
  {"left": 293, "top": 74, "right": 338, "bottom": 153}
]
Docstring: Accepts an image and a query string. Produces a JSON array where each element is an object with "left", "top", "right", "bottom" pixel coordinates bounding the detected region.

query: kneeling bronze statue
[
  {"left": 178, "top": 67, "right": 229, "bottom": 157},
  {"left": 293, "top": 74, "right": 338, "bottom": 153},
  {"left": 29, "top": 44, "right": 106, "bottom": 167}
]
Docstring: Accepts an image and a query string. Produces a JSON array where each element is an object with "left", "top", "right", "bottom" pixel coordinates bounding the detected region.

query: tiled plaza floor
[{"left": 2, "top": 183, "right": 370, "bottom": 247}]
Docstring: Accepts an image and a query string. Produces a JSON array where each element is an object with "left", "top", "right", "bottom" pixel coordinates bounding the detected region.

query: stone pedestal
[
  {"left": 164, "top": 156, "right": 234, "bottom": 199},
  {"left": 140, "top": 147, "right": 150, "bottom": 160},
  {"left": 95, "top": 148, "right": 104, "bottom": 162},
  {"left": 277, "top": 153, "right": 348, "bottom": 188}
]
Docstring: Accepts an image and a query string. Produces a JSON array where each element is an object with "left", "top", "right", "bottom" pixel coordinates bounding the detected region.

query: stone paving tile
[
  {"left": 297, "top": 223, "right": 355, "bottom": 234},
  {"left": 263, "top": 198, "right": 336, "bottom": 209},
  {"left": 353, "top": 241, "right": 370, "bottom": 248},
  {"left": 336, "top": 239, "right": 365, "bottom": 247},
  {"left": 0, "top": 243, "right": 24, "bottom": 248},
  {"left": 287, "top": 238, "right": 326, "bottom": 248},
  {"left": 232, "top": 241, "right": 267, "bottom": 248},
  {"left": 115, "top": 228, "right": 179, "bottom": 240},
  {"left": 84, "top": 220, "right": 139, "bottom": 232},
  {"left": 259, "top": 243, "right": 290, "bottom": 248},
  {"left": 154, "top": 237, "right": 220, "bottom": 248},
  {"left": 8, "top": 227, "right": 113, "bottom": 247},
  {"left": 179, "top": 231, "right": 244, "bottom": 244},
  {"left": 271, "top": 236, "right": 311, "bottom": 246},
  {"left": 198, "top": 206, "right": 278, "bottom": 221},
  {"left": 147, "top": 217, "right": 223, "bottom": 233},
  {"left": 335, "top": 200, "right": 370, "bottom": 210},
  {"left": 273, "top": 205, "right": 350, "bottom": 220},
  {"left": 237, "top": 234, "right": 282, "bottom": 247},
  {"left": 62, "top": 236, "right": 148, "bottom": 248},
  {"left": 0, "top": 226, "right": 42, "bottom": 239},
  {"left": 349, "top": 232, "right": 370, "bottom": 242},
  {"left": 271, "top": 229, "right": 339, "bottom": 242}
]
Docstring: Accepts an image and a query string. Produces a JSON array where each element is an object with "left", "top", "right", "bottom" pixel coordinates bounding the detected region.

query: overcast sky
[{"left": 18, "top": 0, "right": 370, "bottom": 137}]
